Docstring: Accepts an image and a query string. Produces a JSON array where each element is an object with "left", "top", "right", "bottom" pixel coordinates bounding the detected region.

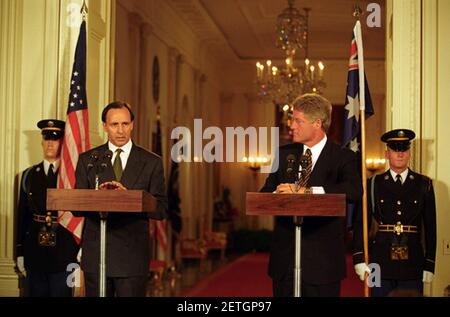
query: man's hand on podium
[
  {"left": 275, "top": 183, "right": 297, "bottom": 194},
  {"left": 99, "top": 181, "right": 127, "bottom": 190}
]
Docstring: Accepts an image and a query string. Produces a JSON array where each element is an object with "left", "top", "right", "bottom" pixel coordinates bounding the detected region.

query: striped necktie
[{"left": 299, "top": 149, "right": 312, "bottom": 188}]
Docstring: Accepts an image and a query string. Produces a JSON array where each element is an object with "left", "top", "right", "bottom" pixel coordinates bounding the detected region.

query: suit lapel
[
  {"left": 308, "top": 140, "right": 331, "bottom": 185},
  {"left": 120, "top": 144, "right": 145, "bottom": 189}
]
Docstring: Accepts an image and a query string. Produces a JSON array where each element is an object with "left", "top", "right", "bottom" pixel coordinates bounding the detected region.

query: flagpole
[{"left": 353, "top": 7, "right": 370, "bottom": 297}]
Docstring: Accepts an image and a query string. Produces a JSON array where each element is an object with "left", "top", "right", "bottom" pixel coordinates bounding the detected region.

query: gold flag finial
[
  {"left": 81, "top": 0, "right": 89, "bottom": 21},
  {"left": 353, "top": 4, "right": 363, "bottom": 19}
]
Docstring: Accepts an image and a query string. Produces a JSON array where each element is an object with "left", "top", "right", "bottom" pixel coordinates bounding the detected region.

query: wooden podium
[
  {"left": 47, "top": 189, "right": 156, "bottom": 297},
  {"left": 246, "top": 192, "right": 345, "bottom": 297}
]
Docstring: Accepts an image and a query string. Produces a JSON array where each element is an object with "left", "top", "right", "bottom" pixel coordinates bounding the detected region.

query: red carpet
[
  {"left": 182, "top": 253, "right": 272, "bottom": 297},
  {"left": 341, "top": 254, "right": 365, "bottom": 297},
  {"left": 182, "top": 252, "right": 364, "bottom": 297}
]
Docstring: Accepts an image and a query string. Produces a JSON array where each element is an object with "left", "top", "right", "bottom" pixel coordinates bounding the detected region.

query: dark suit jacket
[
  {"left": 353, "top": 169, "right": 436, "bottom": 280},
  {"left": 16, "top": 162, "right": 79, "bottom": 272},
  {"left": 75, "top": 143, "right": 168, "bottom": 277},
  {"left": 260, "top": 140, "right": 362, "bottom": 284}
]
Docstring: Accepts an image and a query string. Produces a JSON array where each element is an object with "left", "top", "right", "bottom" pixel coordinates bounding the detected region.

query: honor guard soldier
[
  {"left": 16, "top": 119, "right": 79, "bottom": 297},
  {"left": 352, "top": 129, "right": 437, "bottom": 296}
]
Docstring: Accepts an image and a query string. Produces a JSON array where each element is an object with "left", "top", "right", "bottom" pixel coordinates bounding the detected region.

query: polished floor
[{"left": 146, "top": 251, "right": 239, "bottom": 297}]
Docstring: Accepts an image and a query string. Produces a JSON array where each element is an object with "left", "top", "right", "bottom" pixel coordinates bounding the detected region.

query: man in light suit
[
  {"left": 261, "top": 94, "right": 362, "bottom": 297},
  {"left": 75, "top": 101, "right": 168, "bottom": 297}
]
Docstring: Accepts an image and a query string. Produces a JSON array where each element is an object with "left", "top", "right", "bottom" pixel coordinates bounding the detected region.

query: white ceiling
[{"left": 169, "top": 0, "right": 386, "bottom": 62}]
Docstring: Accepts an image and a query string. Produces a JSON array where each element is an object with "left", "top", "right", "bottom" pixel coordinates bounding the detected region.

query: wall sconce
[
  {"left": 365, "top": 158, "right": 386, "bottom": 172},
  {"left": 243, "top": 156, "right": 269, "bottom": 171}
]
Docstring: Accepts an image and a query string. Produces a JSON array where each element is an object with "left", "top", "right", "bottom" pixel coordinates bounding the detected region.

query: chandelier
[{"left": 256, "top": 1, "right": 326, "bottom": 108}]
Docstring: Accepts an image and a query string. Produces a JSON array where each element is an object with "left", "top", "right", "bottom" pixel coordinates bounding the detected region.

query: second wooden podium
[
  {"left": 47, "top": 189, "right": 156, "bottom": 297},
  {"left": 246, "top": 192, "right": 345, "bottom": 297}
]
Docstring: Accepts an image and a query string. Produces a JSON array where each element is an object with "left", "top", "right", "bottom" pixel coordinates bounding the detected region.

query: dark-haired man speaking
[{"left": 75, "top": 101, "right": 168, "bottom": 297}]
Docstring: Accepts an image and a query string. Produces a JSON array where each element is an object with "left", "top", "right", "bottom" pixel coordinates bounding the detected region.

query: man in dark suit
[
  {"left": 16, "top": 119, "right": 79, "bottom": 297},
  {"left": 353, "top": 129, "right": 436, "bottom": 296},
  {"left": 75, "top": 101, "right": 168, "bottom": 297},
  {"left": 260, "top": 94, "right": 362, "bottom": 297}
]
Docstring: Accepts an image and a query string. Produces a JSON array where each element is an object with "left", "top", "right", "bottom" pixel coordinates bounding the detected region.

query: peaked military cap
[
  {"left": 381, "top": 129, "right": 415, "bottom": 152},
  {"left": 37, "top": 119, "right": 65, "bottom": 140}
]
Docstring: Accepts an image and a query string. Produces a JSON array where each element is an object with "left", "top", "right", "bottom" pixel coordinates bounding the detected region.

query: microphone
[
  {"left": 286, "top": 154, "right": 296, "bottom": 180},
  {"left": 100, "top": 150, "right": 113, "bottom": 170},
  {"left": 103, "top": 150, "right": 113, "bottom": 160},
  {"left": 87, "top": 151, "right": 99, "bottom": 169}
]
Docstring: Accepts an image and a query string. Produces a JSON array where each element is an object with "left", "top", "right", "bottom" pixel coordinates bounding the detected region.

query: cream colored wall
[
  {"left": 387, "top": 0, "right": 450, "bottom": 297},
  {"left": 0, "top": 0, "right": 113, "bottom": 296}
]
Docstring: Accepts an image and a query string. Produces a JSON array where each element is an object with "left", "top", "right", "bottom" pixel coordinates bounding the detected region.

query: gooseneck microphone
[
  {"left": 100, "top": 150, "right": 113, "bottom": 170},
  {"left": 87, "top": 151, "right": 99, "bottom": 169},
  {"left": 286, "top": 154, "right": 296, "bottom": 174}
]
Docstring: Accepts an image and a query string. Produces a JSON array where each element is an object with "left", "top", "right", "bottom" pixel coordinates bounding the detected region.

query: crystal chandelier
[{"left": 256, "top": 1, "right": 326, "bottom": 108}]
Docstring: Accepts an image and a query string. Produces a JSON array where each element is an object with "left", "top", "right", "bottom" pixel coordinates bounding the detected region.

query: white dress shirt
[
  {"left": 299, "top": 135, "right": 327, "bottom": 194},
  {"left": 302, "top": 135, "right": 327, "bottom": 171},
  {"left": 108, "top": 140, "right": 132, "bottom": 171},
  {"left": 43, "top": 159, "right": 59, "bottom": 176},
  {"left": 389, "top": 168, "right": 409, "bottom": 184}
]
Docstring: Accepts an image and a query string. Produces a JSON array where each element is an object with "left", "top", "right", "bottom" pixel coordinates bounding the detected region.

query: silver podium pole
[
  {"left": 294, "top": 216, "right": 303, "bottom": 297},
  {"left": 99, "top": 212, "right": 107, "bottom": 297},
  {"left": 94, "top": 175, "right": 107, "bottom": 297}
]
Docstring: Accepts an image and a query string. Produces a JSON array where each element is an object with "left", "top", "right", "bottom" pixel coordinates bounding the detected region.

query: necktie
[
  {"left": 299, "top": 149, "right": 312, "bottom": 188},
  {"left": 47, "top": 163, "right": 57, "bottom": 187},
  {"left": 395, "top": 174, "right": 402, "bottom": 186},
  {"left": 113, "top": 149, "right": 123, "bottom": 181}
]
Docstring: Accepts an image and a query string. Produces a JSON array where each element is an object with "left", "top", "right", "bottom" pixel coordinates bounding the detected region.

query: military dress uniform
[
  {"left": 16, "top": 120, "right": 79, "bottom": 297},
  {"left": 353, "top": 129, "right": 437, "bottom": 296}
]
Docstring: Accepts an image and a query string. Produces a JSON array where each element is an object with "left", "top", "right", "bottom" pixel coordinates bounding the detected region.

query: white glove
[
  {"left": 17, "top": 256, "right": 25, "bottom": 273},
  {"left": 422, "top": 270, "right": 434, "bottom": 283},
  {"left": 76, "top": 248, "right": 82, "bottom": 263},
  {"left": 354, "top": 263, "right": 371, "bottom": 281}
]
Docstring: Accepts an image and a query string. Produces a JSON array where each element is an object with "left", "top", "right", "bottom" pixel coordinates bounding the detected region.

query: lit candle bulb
[
  {"left": 285, "top": 57, "right": 291, "bottom": 66},
  {"left": 272, "top": 66, "right": 277, "bottom": 77},
  {"left": 318, "top": 62, "right": 324, "bottom": 78},
  {"left": 310, "top": 65, "right": 315, "bottom": 80},
  {"left": 256, "top": 62, "right": 261, "bottom": 78},
  {"left": 266, "top": 60, "right": 272, "bottom": 77},
  {"left": 305, "top": 58, "right": 310, "bottom": 66}
]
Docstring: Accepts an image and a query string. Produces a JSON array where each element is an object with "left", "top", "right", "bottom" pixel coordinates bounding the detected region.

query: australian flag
[
  {"left": 342, "top": 21, "right": 374, "bottom": 229},
  {"left": 342, "top": 21, "right": 374, "bottom": 152}
]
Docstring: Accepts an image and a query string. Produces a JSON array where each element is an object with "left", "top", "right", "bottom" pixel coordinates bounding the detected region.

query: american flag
[
  {"left": 58, "top": 20, "right": 90, "bottom": 244},
  {"left": 342, "top": 21, "right": 374, "bottom": 152},
  {"left": 342, "top": 21, "right": 374, "bottom": 228}
]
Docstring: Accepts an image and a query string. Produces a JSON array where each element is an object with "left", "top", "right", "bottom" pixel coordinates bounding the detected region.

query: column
[
  {"left": 0, "top": 0, "right": 23, "bottom": 296},
  {"left": 386, "top": 0, "right": 421, "bottom": 168}
]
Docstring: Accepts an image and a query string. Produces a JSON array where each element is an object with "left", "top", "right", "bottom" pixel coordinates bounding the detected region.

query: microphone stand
[
  {"left": 94, "top": 152, "right": 110, "bottom": 297},
  {"left": 293, "top": 179, "right": 303, "bottom": 297},
  {"left": 293, "top": 162, "right": 311, "bottom": 297}
]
